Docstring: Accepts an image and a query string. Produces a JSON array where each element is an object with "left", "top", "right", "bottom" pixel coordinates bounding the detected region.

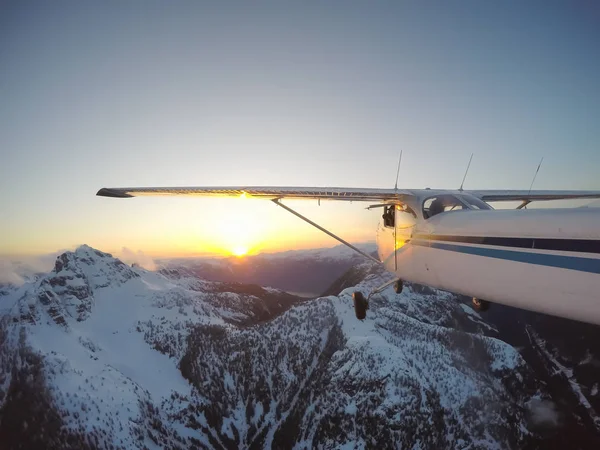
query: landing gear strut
[{"left": 472, "top": 297, "right": 490, "bottom": 312}]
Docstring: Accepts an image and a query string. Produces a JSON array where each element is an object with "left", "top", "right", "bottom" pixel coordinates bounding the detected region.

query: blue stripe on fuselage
[{"left": 411, "top": 240, "right": 600, "bottom": 274}]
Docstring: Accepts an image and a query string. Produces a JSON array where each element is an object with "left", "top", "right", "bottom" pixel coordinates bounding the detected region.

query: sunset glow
[{"left": 231, "top": 246, "right": 248, "bottom": 257}]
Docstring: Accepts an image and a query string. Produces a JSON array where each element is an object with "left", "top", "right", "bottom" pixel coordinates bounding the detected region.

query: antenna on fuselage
[
  {"left": 527, "top": 157, "right": 544, "bottom": 195},
  {"left": 458, "top": 153, "right": 473, "bottom": 191},
  {"left": 365, "top": 150, "right": 403, "bottom": 211},
  {"left": 394, "top": 150, "right": 403, "bottom": 190},
  {"left": 519, "top": 157, "right": 544, "bottom": 209}
]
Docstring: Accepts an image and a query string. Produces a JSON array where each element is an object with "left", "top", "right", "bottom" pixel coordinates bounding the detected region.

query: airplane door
[
  {"left": 394, "top": 206, "right": 416, "bottom": 273},
  {"left": 377, "top": 205, "right": 416, "bottom": 273},
  {"left": 377, "top": 205, "right": 396, "bottom": 270}
]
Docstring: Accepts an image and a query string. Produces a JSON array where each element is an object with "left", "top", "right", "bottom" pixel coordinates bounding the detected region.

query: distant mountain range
[
  {"left": 157, "top": 243, "right": 378, "bottom": 297},
  {"left": 0, "top": 244, "right": 599, "bottom": 449}
]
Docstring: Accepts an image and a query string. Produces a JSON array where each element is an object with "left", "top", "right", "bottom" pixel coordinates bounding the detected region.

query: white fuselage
[{"left": 377, "top": 206, "right": 600, "bottom": 325}]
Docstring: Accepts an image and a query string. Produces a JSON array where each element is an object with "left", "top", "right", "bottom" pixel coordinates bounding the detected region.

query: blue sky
[{"left": 1, "top": 0, "right": 599, "bottom": 256}]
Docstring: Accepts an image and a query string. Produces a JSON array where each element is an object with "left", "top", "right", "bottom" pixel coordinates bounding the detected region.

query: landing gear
[
  {"left": 393, "top": 279, "right": 403, "bottom": 294},
  {"left": 472, "top": 297, "right": 490, "bottom": 312},
  {"left": 353, "top": 292, "right": 369, "bottom": 320},
  {"left": 352, "top": 278, "right": 403, "bottom": 320}
]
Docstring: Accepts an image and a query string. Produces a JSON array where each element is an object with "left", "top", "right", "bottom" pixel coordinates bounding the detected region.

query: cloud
[
  {"left": 0, "top": 260, "right": 25, "bottom": 285},
  {"left": 527, "top": 398, "right": 561, "bottom": 428},
  {"left": 0, "top": 249, "right": 76, "bottom": 286},
  {"left": 31, "top": 250, "right": 69, "bottom": 272},
  {"left": 118, "top": 247, "right": 157, "bottom": 271}
]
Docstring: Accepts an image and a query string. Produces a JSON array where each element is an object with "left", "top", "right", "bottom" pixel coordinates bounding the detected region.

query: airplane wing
[
  {"left": 97, "top": 186, "right": 600, "bottom": 203},
  {"left": 465, "top": 190, "right": 600, "bottom": 202},
  {"left": 96, "top": 186, "right": 410, "bottom": 202}
]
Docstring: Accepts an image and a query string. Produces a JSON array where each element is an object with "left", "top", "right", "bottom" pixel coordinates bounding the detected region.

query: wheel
[
  {"left": 472, "top": 297, "right": 490, "bottom": 312},
  {"left": 393, "top": 279, "right": 403, "bottom": 294},
  {"left": 352, "top": 291, "right": 369, "bottom": 320}
]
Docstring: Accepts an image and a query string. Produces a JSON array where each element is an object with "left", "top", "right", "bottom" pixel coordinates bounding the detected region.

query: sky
[{"left": 1, "top": 0, "right": 599, "bottom": 259}]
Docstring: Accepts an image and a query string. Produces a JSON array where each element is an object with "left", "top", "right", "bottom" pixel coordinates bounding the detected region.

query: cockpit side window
[{"left": 423, "top": 195, "right": 466, "bottom": 219}]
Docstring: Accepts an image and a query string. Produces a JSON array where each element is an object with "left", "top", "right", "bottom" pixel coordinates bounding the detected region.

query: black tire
[
  {"left": 353, "top": 292, "right": 368, "bottom": 320},
  {"left": 393, "top": 280, "right": 403, "bottom": 294},
  {"left": 472, "top": 297, "right": 491, "bottom": 312}
]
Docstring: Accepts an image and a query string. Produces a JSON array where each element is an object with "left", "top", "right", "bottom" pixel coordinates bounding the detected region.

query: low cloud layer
[
  {"left": 0, "top": 250, "right": 71, "bottom": 286},
  {"left": 118, "top": 247, "right": 157, "bottom": 271},
  {"left": 0, "top": 260, "right": 25, "bottom": 285},
  {"left": 1, "top": 247, "right": 157, "bottom": 286}
]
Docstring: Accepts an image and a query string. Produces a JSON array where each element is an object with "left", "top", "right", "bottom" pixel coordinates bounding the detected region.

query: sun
[{"left": 231, "top": 246, "right": 248, "bottom": 257}]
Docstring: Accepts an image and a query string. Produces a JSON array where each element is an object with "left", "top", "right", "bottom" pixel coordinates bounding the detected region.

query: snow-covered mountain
[{"left": 0, "top": 245, "right": 594, "bottom": 449}]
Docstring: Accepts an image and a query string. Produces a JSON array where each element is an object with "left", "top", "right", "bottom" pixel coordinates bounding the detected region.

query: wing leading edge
[{"left": 96, "top": 186, "right": 410, "bottom": 202}]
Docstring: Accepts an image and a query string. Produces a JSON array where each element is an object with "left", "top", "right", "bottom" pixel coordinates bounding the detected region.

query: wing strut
[{"left": 271, "top": 199, "right": 382, "bottom": 265}]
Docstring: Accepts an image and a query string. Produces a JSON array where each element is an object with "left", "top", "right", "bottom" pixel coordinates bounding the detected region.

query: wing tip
[{"left": 96, "top": 188, "right": 133, "bottom": 198}]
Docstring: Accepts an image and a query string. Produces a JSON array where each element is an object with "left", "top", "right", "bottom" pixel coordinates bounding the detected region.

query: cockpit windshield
[{"left": 459, "top": 194, "right": 493, "bottom": 211}]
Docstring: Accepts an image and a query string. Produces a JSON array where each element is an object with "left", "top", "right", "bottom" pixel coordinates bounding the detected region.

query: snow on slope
[
  {"left": 0, "top": 246, "right": 303, "bottom": 449},
  {"left": 156, "top": 266, "right": 536, "bottom": 448},
  {"left": 0, "top": 245, "right": 537, "bottom": 449}
]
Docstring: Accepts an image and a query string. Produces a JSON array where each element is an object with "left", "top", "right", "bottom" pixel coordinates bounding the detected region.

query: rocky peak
[
  {"left": 53, "top": 245, "right": 108, "bottom": 273},
  {"left": 13, "top": 245, "right": 140, "bottom": 326},
  {"left": 52, "top": 245, "right": 139, "bottom": 290}
]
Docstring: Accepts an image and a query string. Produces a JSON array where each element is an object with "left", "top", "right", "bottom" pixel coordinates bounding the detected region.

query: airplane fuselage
[{"left": 377, "top": 205, "right": 600, "bottom": 325}]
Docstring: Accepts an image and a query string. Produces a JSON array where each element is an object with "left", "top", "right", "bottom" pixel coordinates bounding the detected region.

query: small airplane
[{"left": 97, "top": 185, "right": 600, "bottom": 325}]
